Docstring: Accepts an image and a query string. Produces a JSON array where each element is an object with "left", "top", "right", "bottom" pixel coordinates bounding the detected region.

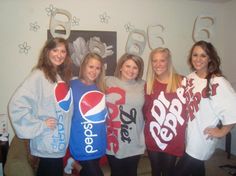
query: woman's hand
[
  {"left": 45, "top": 118, "right": 57, "bottom": 130},
  {"left": 204, "top": 124, "right": 235, "bottom": 139}
]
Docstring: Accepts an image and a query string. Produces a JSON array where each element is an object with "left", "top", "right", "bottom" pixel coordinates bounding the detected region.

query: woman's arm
[{"left": 204, "top": 124, "right": 235, "bottom": 139}]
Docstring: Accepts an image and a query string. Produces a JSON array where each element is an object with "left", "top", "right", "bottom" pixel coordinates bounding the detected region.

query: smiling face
[
  {"left": 82, "top": 57, "right": 102, "bottom": 85},
  {"left": 151, "top": 51, "right": 169, "bottom": 80},
  {"left": 191, "top": 46, "right": 210, "bottom": 78},
  {"left": 120, "top": 59, "right": 139, "bottom": 81},
  {"left": 48, "top": 43, "right": 67, "bottom": 68}
]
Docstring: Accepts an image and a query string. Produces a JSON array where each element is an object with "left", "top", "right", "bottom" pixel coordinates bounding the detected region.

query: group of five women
[{"left": 8, "top": 37, "right": 236, "bottom": 176}]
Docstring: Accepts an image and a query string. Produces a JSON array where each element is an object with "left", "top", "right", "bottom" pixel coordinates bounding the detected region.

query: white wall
[
  {"left": 216, "top": 0, "right": 236, "bottom": 155},
  {"left": 1, "top": 0, "right": 236, "bottom": 153}
]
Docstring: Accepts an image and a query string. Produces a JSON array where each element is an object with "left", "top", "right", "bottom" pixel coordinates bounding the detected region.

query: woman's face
[
  {"left": 152, "top": 52, "right": 169, "bottom": 78},
  {"left": 191, "top": 46, "right": 210, "bottom": 77},
  {"left": 48, "top": 43, "right": 67, "bottom": 68},
  {"left": 120, "top": 59, "right": 139, "bottom": 81},
  {"left": 82, "top": 58, "right": 102, "bottom": 84}
]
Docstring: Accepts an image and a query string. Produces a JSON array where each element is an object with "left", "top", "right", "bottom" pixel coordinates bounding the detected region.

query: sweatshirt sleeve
[
  {"left": 8, "top": 71, "right": 47, "bottom": 139},
  {"left": 142, "top": 84, "right": 150, "bottom": 119},
  {"left": 210, "top": 77, "right": 236, "bottom": 125}
]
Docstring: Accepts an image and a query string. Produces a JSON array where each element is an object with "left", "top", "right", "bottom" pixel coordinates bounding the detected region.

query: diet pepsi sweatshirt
[
  {"left": 69, "top": 79, "right": 107, "bottom": 161},
  {"left": 8, "top": 69, "right": 73, "bottom": 158}
]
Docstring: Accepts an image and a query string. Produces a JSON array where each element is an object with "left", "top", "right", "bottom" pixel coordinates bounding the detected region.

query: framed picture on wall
[{"left": 48, "top": 30, "right": 117, "bottom": 76}]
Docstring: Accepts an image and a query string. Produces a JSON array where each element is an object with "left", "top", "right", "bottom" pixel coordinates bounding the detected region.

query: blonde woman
[
  {"left": 143, "top": 47, "right": 187, "bottom": 176},
  {"left": 68, "top": 53, "right": 107, "bottom": 176}
]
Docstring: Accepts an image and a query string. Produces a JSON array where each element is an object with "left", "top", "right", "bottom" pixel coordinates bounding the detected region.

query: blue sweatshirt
[{"left": 69, "top": 79, "right": 107, "bottom": 161}]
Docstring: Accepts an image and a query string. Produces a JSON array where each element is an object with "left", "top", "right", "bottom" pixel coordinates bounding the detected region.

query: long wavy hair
[
  {"left": 146, "top": 47, "right": 182, "bottom": 95},
  {"left": 188, "top": 40, "right": 222, "bottom": 97},
  {"left": 35, "top": 37, "right": 73, "bottom": 85}
]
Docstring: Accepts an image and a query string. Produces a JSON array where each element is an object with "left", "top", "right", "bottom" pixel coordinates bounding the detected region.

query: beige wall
[{"left": 0, "top": 0, "right": 236, "bottom": 152}]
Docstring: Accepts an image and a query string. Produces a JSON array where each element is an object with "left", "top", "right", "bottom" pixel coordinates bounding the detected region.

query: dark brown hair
[
  {"left": 188, "top": 40, "right": 222, "bottom": 97},
  {"left": 35, "top": 37, "right": 73, "bottom": 85}
]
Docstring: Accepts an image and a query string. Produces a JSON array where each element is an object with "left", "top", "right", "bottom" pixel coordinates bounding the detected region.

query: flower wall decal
[
  {"left": 18, "top": 42, "right": 31, "bottom": 54},
  {"left": 71, "top": 16, "right": 80, "bottom": 26},
  {"left": 45, "top": 4, "right": 56, "bottom": 16},
  {"left": 99, "top": 12, "right": 110, "bottom": 24},
  {"left": 124, "top": 22, "right": 135, "bottom": 32},
  {"left": 29, "top": 22, "right": 40, "bottom": 32}
]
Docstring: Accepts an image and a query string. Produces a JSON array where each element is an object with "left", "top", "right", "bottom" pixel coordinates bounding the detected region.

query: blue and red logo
[
  {"left": 54, "top": 81, "right": 73, "bottom": 112},
  {"left": 79, "top": 90, "right": 107, "bottom": 123}
]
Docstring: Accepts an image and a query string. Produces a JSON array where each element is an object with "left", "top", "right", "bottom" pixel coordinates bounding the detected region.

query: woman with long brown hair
[
  {"left": 174, "top": 40, "right": 236, "bottom": 176},
  {"left": 8, "top": 37, "right": 73, "bottom": 176}
]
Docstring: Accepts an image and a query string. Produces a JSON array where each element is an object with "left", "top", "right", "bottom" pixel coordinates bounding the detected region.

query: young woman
[
  {"left": 69, "top": 53, "right": 107, "bottom": 176},
  {"left": 174, "top": 40, "right": 236, "bottom": 176},
  {"left": 143, "top": 47, "right": 187, "bottom": 176},
  {"left": 106, "top": 53, "right": 146, "bottom": 176},
  {"left": 8, "top": 37, "right": 73, "bottom": 176}
]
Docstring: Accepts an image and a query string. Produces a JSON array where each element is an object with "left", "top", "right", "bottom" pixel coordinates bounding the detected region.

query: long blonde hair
[
  {"left": 79, "top": 53, "right": 106, "bottom": 92},
  {"left": 146, "top": 47, "right": 182, "bottom": 95}
]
